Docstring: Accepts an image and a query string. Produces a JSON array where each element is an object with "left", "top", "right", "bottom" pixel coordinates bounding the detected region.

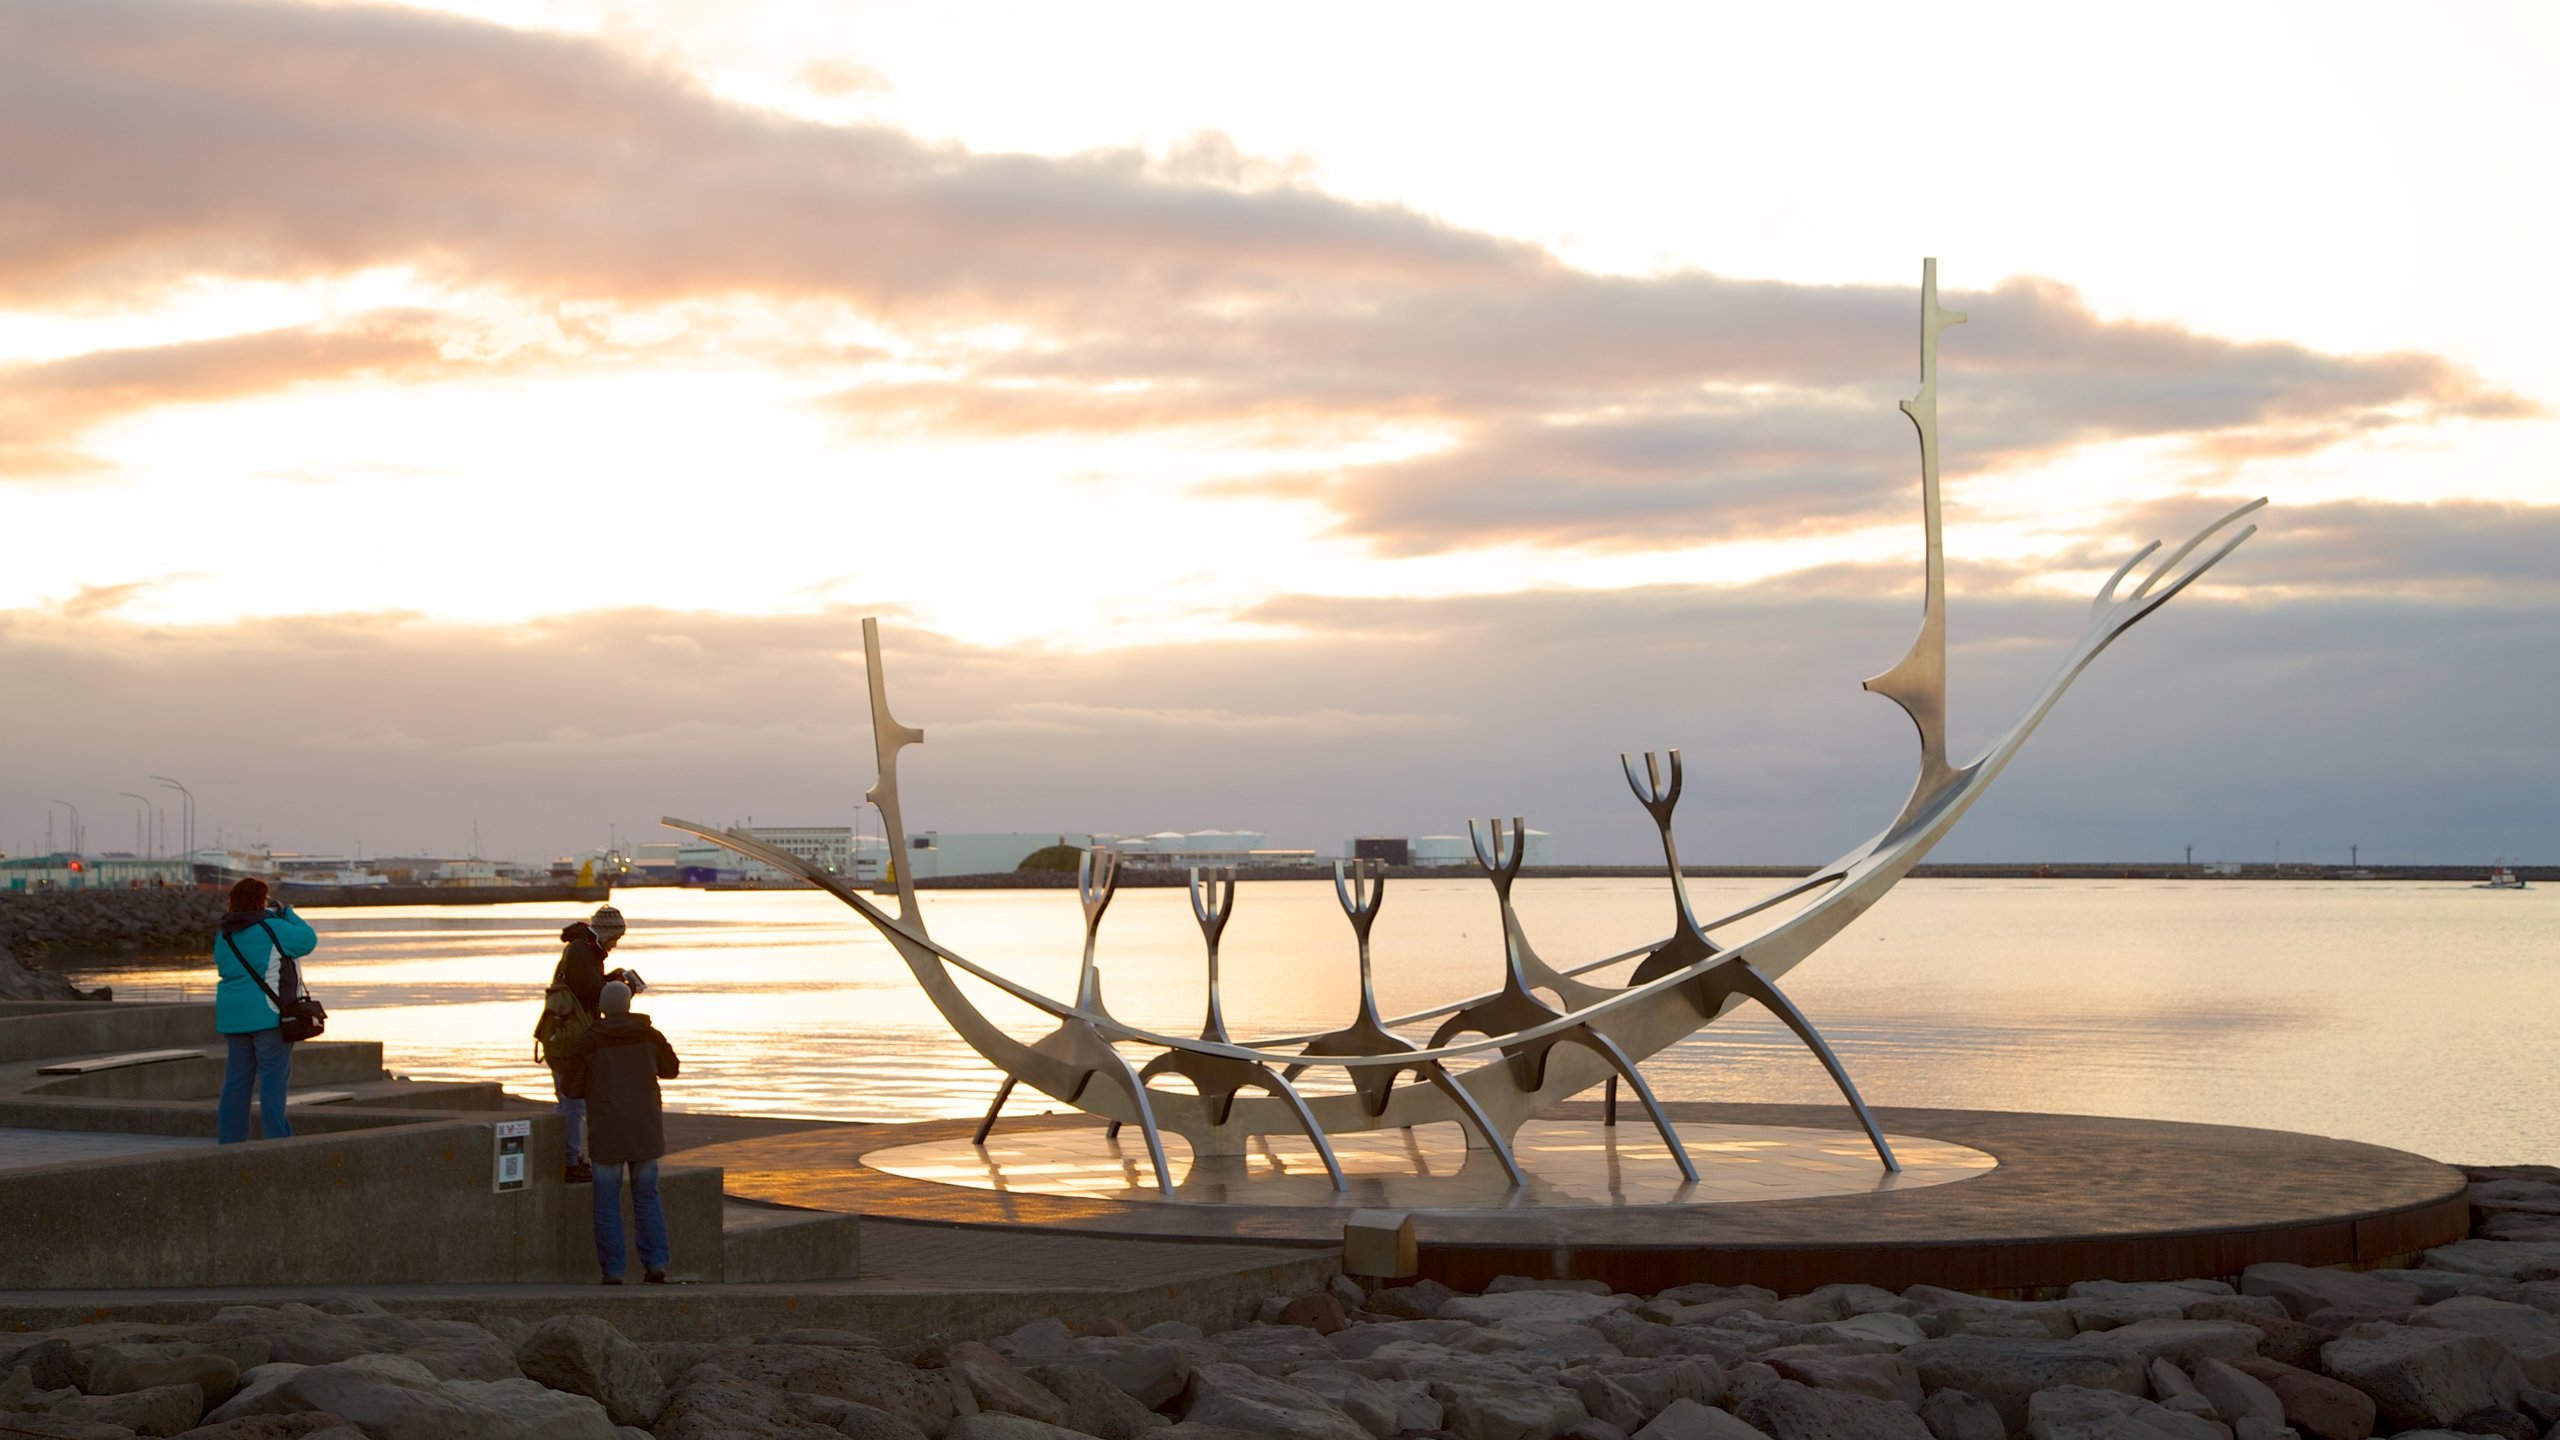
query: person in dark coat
[
  {"left": 546, "top": 903, "right": 627, "bottom": 1180},
  {"left": 560, "top": 978, "right": 679, "bottom": 1283}
]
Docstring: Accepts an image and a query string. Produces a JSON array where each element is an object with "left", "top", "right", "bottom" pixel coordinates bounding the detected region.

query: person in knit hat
[
  {"left": 543, "top": 903, "right": 638, "bottom": 1181},
  {"left": 561, "top": 978, "right": 680, "bottom": 1283}
]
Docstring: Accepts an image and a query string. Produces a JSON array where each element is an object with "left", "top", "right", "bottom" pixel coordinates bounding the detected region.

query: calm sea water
[{"left": 77, "top": 879, "right": 2559, "bottom": 1165}]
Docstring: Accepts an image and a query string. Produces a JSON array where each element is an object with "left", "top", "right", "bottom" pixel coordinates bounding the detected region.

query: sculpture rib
[{"left": 660, "top": 257, "right": 2265, "bottom": 1179}]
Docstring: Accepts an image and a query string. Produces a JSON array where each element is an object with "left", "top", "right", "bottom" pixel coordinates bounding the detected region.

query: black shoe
[
  {"left": 601, "top": 1274, "right": 623, "bottom": 1286},
  {"left": 565, "top": 1161, "right": 593, "bottom": 1183},
  {"left": 643, "top": 1269, "right": 668, "bottom": 1284}
]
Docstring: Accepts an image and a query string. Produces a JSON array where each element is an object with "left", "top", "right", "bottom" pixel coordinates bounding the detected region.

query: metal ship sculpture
[{"left": 667, "top": 260, "right": 2264, "bottom": 1196}]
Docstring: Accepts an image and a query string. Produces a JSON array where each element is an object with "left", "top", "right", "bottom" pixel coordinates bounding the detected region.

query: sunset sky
[{"left": 6, "top": 0, "right": 2555, "bottom": 866}]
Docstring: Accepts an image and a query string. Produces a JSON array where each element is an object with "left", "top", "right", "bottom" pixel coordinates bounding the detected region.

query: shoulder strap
[{"left": 221, "top": 930, "right": 287, "bottom": 1006}]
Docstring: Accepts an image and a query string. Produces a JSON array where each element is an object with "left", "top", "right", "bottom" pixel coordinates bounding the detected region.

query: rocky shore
[
  {"left": 6, "top": 1165, "right": 2560, "bottom": 1440},
  {"left": 0, "top": 890, "right": 224, "bottom": 971}
]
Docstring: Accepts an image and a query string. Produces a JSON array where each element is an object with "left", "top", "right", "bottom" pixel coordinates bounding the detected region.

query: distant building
[
  {"left": 1347, "top": 832, "right": 1555, "bottom": 867},
  {"left": 1, "top": 853, "right": 193, "bottom": 891},
  {"left": 1098, "top": 831, "right": 1273, "bottom": 868},
  {"left": 905, "top": 832, "right": 1094, "bottom": 880}
]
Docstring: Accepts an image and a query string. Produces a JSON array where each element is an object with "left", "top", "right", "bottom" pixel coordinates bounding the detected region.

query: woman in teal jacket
[{"left": 212, "top": 877, "right": 319, "bottom": 1144}]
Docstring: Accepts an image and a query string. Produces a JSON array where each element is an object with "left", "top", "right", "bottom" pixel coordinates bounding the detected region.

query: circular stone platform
[
  {"left": 680, "top": 1101, "right": 2470, "bottom": 1295},
  {"left": 866, "top": 1118, "right": 1996, "bottom": 1208}
]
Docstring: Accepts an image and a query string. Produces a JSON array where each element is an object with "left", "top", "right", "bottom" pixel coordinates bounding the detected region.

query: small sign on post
[{"left": 493, "top": 1119, "right": 532, "bottom": 1193}]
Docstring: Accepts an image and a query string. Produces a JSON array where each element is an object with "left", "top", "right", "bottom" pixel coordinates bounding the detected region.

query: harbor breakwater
[{"left": 0, "top": 889, "right": 223, "bottom": 972}]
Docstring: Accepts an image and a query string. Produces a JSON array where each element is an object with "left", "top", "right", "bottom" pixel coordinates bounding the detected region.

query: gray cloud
[
  {"left": 7, "top": 550, "right": 2552, "bottom": 867},
  {"left": 2, "top": 0, "right": 2529, "bottom": 542}
]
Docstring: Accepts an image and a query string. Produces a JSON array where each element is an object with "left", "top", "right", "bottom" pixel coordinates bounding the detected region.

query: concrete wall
[
  {"left": 0, "top": 1114, "right": 591, "bottom": 1289},
  {"left": 0, "top": 1000, "right": 216, "bottom": 1064}
]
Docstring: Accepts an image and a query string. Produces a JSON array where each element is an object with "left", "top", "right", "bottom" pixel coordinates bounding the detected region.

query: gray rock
[
  {"left": 2194, "top": 1358, "right": 2286, "bottom": 1430},
  {"left": 1329, "top": 1319, "right": 1480, "bottom": 1361},
  {"left": 2376, "top": 1271, "right": 2508, "bottom": 1305},
  {"left": 794, "top": 1394, "right": 931, "bottom": 1440},
  {"left": 206, "top": 1308, "right": 517, "bottom": 1382},
  {"left": 2318, "top": 1324, "right": 2522, "bottom": 1431},
  {"left": 1561, "top": 1372, "right": 1648, "bottom": 1432},
  {"left": 1064, "top": 1337, "right": 1196, "bottom": 1409},
  {"left": 1428, "top": 1370, "right": 1589, "bottom": 1440},
  {"left": 1592, "top": 1317, "right": 1753, "bottom": 1366},
  {"left": 197, "top": 1364, "right": 308, "bottom": 1426},
  {"left": 2022, "top": 1384, "right": 2226, "bottom": 1440},
  {"left": 993, "top": 1322, "right": 1075, "bottom": 1364},
  {"left": 1489, "top": 1277, "right": 1617, "bottom": 1296},
  {"left": 686, "top": 1344, "right": 968, "bottom": 1436},
  {"left": 1903, "top": 1287, "right": 2079, "bottom": 1339},
  {"left": 1915, "top": 1388, "right": 2003, "bottom": 1440},
  {"left": 81, "top": 1345, "right": 242, "bottom": 1407},
  {"left": 2418, "top": 1242, "right": 2560, "bottom": 1283},
  {"left": 0, "top": 1410, "right": 138, "bottom": 1440},
  {"left": 1442, "top": 1292, "right": 1640, "bottom": 1329},
  {"left": 1364, "top": 1281, "right": 1459, "bottom": 1321},
  {"left": 2407, "top": 1296, "right": 2560, "bottom": 1388},
  {"left": 1634, "top": 1399, "right": 1772, "bottom": 1439},
  {"left": 2073, "top": 1320, "right": 2267, "bottom": 1369},
  {"left": 1138, "top": 1323, "right": 1202, "bottom": 1342},
  {"left": 649, "top": 1371, "right": 845, "bottom": 1439},
  {"left": 942, "top": 1417, "right": 1093, "bottom": 1440},
  {"left": 1568, "top": 1357, "right": 1726, "bottom": 1419},
  {"left": 1280, "top": 1366, "right": 1399, "bottom": 1438},
  {"left": 1020, "top": 1362, "right": 1165, "bottom": 1440},
  {"left": 1210, "top": 1326, "right": 1336, "bottom": 1376},
  {"left": 1734, "top": 1378, "right": 1932, "bottom": 1438},
  {"left": 943, "top": 1343, "right": 1069, "bottom": 1429},
  {"left": 2225, "top": 1357, "right": 2376, "bottom": 1440},
  {"left": 1905, "top": 1336, "right": 2148, "bottom": 1435},
  {"left": 172, "top": 1413, "right": 370, "bottom": 1439},
  {"left": 2240, "top": 1267, "right": 2422, "bottom": 1323},
  {"left": 2072, "top": 1281, "right": 2239, "bottom": 1304},
  {"left": 1769, "top": 1285, "right": 1911, "bottom": 1324},
  {"left": 1179, "top": 1362, "right": 1368, "bottom": 1440},
  {"left": 36, "top": 1381, "right": 208, "bottom": 1437},
  {"left": 2151, "top": 1358, "right": 2206, "bottom": 1405},
  {"left": 1658, "top": 1285, "right": 1779, "bottom": 1309},
  {"left": 1756, "top": 1346, "right": 1922, "bottom": 1407},
  {"left": 276, "top": 1356, "right": 615, "bottom": 1440},
  {"left": 514, "top": 1315, "right": 666, "bottom": 1429},
  {"left": 640, "top": 1341, "right": 750, "bottom": 1391},
  {"left": 1819, "top": 1313, "right": 1928, "bottom": 1347}
]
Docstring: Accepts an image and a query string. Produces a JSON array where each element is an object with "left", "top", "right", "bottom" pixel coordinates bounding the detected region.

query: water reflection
[{"left": 71, "top": 879, "right": 2559, "bottom": 1166}]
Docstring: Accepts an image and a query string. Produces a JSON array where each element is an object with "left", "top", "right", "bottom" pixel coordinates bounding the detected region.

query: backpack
[{"left": 533, "top": 983, "right": 593, "bottom": 1065}]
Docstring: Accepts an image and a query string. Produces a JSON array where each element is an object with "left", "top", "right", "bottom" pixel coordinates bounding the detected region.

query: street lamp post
[
  {"left": 118, "top": 793, "right": 154, "bottom": 857},
  {"left": 150, "top": 776, "right": 195, "bottom": 870},
  {"left": 48, "top": 800, "right": 84, "bottom": 858}
]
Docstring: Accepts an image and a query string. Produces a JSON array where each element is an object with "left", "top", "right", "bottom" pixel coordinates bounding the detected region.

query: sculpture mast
[{"left": 1864, "top": 258, "right": 1968, "bottom": 833}]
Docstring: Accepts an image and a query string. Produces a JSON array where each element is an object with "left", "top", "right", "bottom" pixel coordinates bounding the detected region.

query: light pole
[
  {"left": 118, "top": 792, "right": 154, "bottom": 857},
  {"left": 151, "top": 776, "right": 195, "bottom": 867},
  {"left": 48, "top": 800, "right": 83, "bottom": 857}
]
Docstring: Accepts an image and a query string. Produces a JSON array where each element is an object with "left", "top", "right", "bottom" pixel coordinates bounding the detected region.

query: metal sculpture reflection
[{"left": 665, "top": 258, "right": 2265, "bottom": 1197}]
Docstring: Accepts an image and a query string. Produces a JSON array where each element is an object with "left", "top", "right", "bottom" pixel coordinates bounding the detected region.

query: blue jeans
[
  {"left": 218, "top": 1029, "right": 293, "bottom": 1144},
  {"left": 592, "top": 1158, "right": 669, "bottom": 1277},
  {"left": 551, "top": 1065, "right": 585, "bottom": 1163}
]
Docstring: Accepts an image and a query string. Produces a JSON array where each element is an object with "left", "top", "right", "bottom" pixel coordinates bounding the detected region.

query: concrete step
[
  {"left": 28, "top": 1040, "right": 383, "bottom": 1101},
  {"left": 722, "top": 1200, "right": 861, "bottom": 1284},
  {"left": 34, "top": 1048, "right": 206, "bottom": 1076},
  {"left": 563, "top": 1162, "right": 724, "bottom": 1284}
]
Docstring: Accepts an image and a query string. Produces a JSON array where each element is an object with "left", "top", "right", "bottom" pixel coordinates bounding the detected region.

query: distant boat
[{"left": 2475, "top": 865, "right": 2529, "bottom": 890}]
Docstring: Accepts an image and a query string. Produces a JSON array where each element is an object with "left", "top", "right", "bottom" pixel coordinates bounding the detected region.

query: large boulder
[
  {"left": 1177, "top": 1362, "right": 1369, "bottom": 1440},
  {"left": 2408, "top": 1295, "right": 2560, "bottom": 1388},
  {"left": 1443, "top": 1292, "right": 1640, "bottom": 1329},
  {"left": 687, "top": 1344, "right": 969, "bottom": 1436},
  {"left": 1905, "top": 1336, "right": 2146, "bottom": 1434},
  {"left": 2226, "top": 1357, "right": 2374, "bottom": 1440},
  {"left": 81, "top": 1344, "right": 244, "bottom": 1407},
  {"left": 1276, "top": 1366, "right": 1400, "bottom": 1438},
  {"left": 1914, "top": 1388, "right": 2003, "bottom": 1440},
  {"left": 2193, "top": 1358, "right": 2286, "bottom": 1430},
  {"left": 1732, "top": 1378, "right": 1930, "bottom": 1439},
  {"left": 1754, "top": 1346, "right": 1921, "bottom": 1408},
  {"left": 1427, "top": 1370, "right": 1590, "bottom": 1440},
  {"left": 942, "top": 1417, "right": 1092, "bottom": 1440},
  {"left": 513, "top": 1316, "right": 666, "bottom": 1429},
  {"left": 1363, "top": 1280, "right": 1459, "bottom": 1321},
  {"left": 1057, "top": 1337, "right": 1197, "bottom": 1409},
  {"left": 2238, "top": 1265, "right": 2420, "bottom": 1321},
  {"left": 2318, "top": 1323, "right": 2522, "bottom": 1431},
  {"left": 649, "top": 1370, "right": 852, "bottom": 1440},
  {"left": 2419, "top": 1241, "right": 2560, "bottom": 1282},
  {"left": 1633, "top": 1399, "right": 1772, "bottom": 1439},
  {"left": 207, "top": 1308, "right": 516, "bottom": 1382},
  {"left": 2071, "top": 1319, "right": 2266, "bottom": 1369},
  {"left": 272, "top": 1354, "right": 615, "bottom": 1440},
  {"left": 1022, "top": 1362, "right": 1168, "bottom": 1440},
  {"left": 1209, "top": 1327, "right": 1336, "bottom": 1377},
  {"left": 169, "top": 1414, "right": 369, "bottom": 1439},
  {"left": 942, "top": 1343, "right": 1069, "bottom": 1428},
  {"left": 2021, "top": 1384, "right": 2222, "bottom": 1440}
]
